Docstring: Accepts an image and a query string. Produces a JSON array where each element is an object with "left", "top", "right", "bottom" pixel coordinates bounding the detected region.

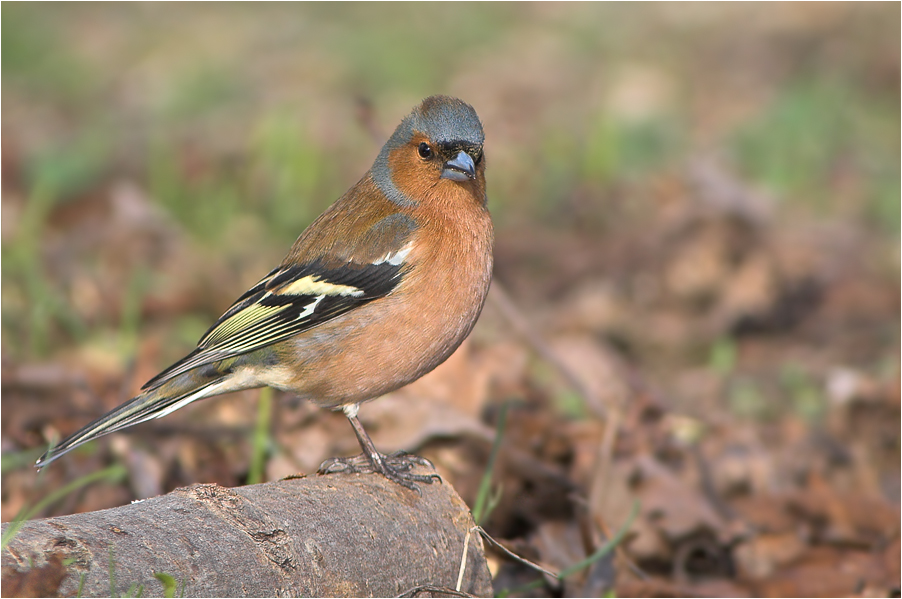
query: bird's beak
[{"left": 441, "top": 151, "right": 476, "bottom": 181}]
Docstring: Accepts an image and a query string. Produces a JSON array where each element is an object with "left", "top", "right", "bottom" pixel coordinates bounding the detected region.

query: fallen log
[{"left": 1, "top": 470, "right": 492, "bottom": 597}]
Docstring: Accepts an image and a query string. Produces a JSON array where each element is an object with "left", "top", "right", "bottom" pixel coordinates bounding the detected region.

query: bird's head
[{"left": 372, "top": 96, "right": 486, "bottom": 208}]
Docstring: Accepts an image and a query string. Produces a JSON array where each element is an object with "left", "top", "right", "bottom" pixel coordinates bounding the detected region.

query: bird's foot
[{"left": 318, "top": 450, "right": 441, "bottom": 491}]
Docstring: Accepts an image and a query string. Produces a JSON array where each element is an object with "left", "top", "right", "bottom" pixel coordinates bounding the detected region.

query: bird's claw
[{"left": 318, "top": 451, "right": 441, "bottom": 491}]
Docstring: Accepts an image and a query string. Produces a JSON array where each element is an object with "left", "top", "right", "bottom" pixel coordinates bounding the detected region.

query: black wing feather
[{"left": 142, "top": 258, "right": 406, "bottom": 391}]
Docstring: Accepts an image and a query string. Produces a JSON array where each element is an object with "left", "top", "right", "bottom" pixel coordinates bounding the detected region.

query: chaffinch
[{"left": 36, "top": 95, "right": 493, "bottom": 489}]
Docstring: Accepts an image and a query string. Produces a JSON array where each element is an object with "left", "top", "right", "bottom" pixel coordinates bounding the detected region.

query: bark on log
[{"left": 1, "top": 470, "right": 492, "bottom": 597}]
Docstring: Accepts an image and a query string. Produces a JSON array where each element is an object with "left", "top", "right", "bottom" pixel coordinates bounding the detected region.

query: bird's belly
[{"left": 266, "top": 270, "right": 490, "bottom": 408}]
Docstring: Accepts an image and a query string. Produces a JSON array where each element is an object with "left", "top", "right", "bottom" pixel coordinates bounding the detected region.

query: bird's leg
[{"left": 318, "top": 403, "right": 441, "bottom": 490}]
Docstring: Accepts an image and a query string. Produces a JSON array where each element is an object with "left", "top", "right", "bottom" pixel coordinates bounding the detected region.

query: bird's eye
[{"left": 417, "top": 142, "right": 433, "bottom": 159}]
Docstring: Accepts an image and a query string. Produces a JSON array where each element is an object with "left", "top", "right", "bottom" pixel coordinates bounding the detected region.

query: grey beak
[{"left": 441, "top": 151, "right": 476, "bottom": 181}]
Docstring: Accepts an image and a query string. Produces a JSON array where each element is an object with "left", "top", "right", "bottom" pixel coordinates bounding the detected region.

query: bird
[{"left": 36, "top": 95, "right": 493, "bottom": 489}]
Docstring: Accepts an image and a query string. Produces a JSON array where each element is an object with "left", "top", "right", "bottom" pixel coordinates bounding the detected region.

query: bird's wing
[{"left": 141, "top": 213, "right": 416, "bottom": 391}]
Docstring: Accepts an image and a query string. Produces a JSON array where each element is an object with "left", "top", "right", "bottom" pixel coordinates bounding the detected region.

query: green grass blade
[
  {"left": 558, "top": 499, "right": 639, "bottom": 579},
  {"left": 500, "top": 499, "right": 640, "bottom": 596},
  {"left": 153, "top": 572, "right": 178, "bottom": 598},
  {"left": 1, "top": 464, "right": 127, "bottom": 551},
  {"left": 472, "top": 402, "right": 508, "bottom": 524},
  {"left": 109, "top": 547, "right": 117, "bottom": 597},
  {"left": 247, "top": 386, "right": 273, "bottom": 485}
]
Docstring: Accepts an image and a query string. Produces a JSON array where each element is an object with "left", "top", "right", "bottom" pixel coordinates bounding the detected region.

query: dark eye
[{"left": 417, "top": 142, "right": 432, "bottom": 159}]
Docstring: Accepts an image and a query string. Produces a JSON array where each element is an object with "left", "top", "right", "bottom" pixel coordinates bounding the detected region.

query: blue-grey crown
[{"left": 408, "top": 95, "right": 485, "bottom": 147}]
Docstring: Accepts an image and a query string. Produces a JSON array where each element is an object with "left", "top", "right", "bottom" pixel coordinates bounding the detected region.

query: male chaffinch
[{"left": 36, "top": 95, "right": 493, "bottom": 489}]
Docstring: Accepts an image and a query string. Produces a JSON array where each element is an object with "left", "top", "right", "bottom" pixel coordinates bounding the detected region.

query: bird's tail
[{"left": 35, "top": 374, "right": 233, "bottom": 469}]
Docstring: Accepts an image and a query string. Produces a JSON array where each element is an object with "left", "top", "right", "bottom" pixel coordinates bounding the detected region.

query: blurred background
[{"left": 2, "top": 3, "right": 899, "bottom": 596}]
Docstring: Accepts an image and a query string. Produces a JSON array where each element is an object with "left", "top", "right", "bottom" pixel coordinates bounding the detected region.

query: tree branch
[{"left": 1, "top": 471, "right": 493, "bottom": 597}]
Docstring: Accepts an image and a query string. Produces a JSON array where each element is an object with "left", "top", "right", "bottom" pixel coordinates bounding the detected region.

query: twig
[
  {"left": 456, "top": 527, "right": 474, "bottom": 592},
  {"left": 487, "top": 283, "right": 607, "bottom": 419},
  {"left": 476, "top": 527, "right": 558, "bottom": 579}
]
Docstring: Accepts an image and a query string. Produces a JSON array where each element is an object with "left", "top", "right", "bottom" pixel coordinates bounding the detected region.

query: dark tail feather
[{"left": 36, "top": 379, "right": 226, "bottom": 469}]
